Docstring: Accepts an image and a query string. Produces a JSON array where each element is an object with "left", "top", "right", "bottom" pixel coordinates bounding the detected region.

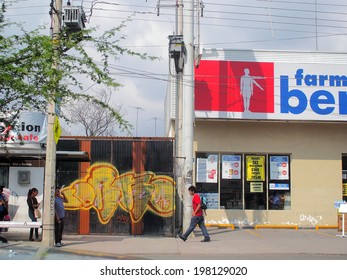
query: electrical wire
[{"left": 4, "top": 0, "right": 347, "bottom": 44}]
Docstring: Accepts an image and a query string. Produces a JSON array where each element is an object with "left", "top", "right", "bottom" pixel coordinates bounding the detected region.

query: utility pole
[
  {"left": 165, "top": 0, "right": 196, "bottom": 233},
  {"left": 175, "top": 0, "right": 185, "bottom": 233},
  {"left": 42, "top": 0, "right": 62, "bottom": 246},
  {"left": 182, "top": 0, "right": 195, "bottom": 232}
]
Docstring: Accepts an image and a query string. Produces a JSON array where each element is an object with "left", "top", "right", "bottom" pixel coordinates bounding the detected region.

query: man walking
[{"left": 179, "top": 185, "right": 210, "bottom": 242}]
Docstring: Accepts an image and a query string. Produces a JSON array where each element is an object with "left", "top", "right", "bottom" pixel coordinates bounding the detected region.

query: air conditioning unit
[
  {"left": 63, "top": 6, "right": 86, "bottom": 32},
  {"left": 18, "top": 171, "right": 30, "bottom": 184}
]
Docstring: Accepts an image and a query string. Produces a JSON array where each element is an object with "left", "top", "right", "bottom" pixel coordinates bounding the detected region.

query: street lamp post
[{"left": 131, "top": 106, "right": 144, "bottom": 137}]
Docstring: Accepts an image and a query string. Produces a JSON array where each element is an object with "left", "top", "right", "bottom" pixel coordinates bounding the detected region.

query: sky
[{"left": 4, "top": 0, "right": 347, "bottom": 137}]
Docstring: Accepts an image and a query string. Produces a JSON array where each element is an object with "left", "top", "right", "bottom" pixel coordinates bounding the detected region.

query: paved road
[{"left": 1, "top": 227, "right": 347, "bottom": 260}]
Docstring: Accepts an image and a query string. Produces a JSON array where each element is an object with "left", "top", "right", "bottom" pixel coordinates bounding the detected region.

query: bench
[{"left": 0, "top": 221, "right": 42, "bottom": 228}]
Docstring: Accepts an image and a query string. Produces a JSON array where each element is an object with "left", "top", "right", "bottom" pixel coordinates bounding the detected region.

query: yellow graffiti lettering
[{"left": 62, "top": 163, "right": 175, "bottom": 224}]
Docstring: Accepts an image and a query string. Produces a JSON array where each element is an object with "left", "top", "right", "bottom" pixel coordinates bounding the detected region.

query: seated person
[{"left": 269, "top": 192, "right": 284, "bottom": 210}]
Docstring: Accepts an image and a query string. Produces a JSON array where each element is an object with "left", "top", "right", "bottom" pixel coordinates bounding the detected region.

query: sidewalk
[{"left": 1, "top": 227, "right": 347, "bottom": 260}]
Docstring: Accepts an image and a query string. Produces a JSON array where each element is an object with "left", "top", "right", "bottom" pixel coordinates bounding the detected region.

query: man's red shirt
[{"left": 192, "top": 193, "right": 203, "bottom": 216}]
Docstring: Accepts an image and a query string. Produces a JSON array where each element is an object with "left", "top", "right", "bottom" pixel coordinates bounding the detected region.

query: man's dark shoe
[
  {"left": 201, "top": 238, "right": 210, "bottom": 242},
  {"left": 178, "top": 234, "right": 187, "bottom": 241}
]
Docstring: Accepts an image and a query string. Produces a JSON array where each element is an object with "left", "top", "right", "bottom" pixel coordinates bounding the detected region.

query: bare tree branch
[{"left": 63, "top": 87, "right": 130, "bottom": 136}]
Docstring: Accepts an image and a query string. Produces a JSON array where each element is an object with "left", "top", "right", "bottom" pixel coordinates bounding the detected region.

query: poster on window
[
  {"left": 246, "top": 155, "right": 265, "bottom": 181},
  {"left": 250, "top": 182, "right": 264, "bottom": 193},
  {"left": 222, "top": 155, "right": 241, "bottom": 179},
  {"left": 270, "top": 156, "right": 289, "bottom": 180},
  {"left": 196, "top": 154, "right": 218, "bottom": 183},
  {"left": 269, "top": 183, "right": 290, "bottom": 190}
]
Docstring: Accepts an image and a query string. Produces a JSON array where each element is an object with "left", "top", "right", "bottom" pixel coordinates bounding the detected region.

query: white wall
[{"left": 7, "top": 167, "right": 44, "bottom": 232}]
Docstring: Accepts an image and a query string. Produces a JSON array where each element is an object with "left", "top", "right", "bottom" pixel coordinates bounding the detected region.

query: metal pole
[
  {"left": 42, "top": 0, "right": 62, "bottom": 247},
  {"left": 131, "top": 106, "right": 143, "bottom": 137},
  {"left": 154, "top": 117, "right": 157, "bottom": 136},
  {"left": 182, "top": 0, "right": 194, "bottom": 232}
]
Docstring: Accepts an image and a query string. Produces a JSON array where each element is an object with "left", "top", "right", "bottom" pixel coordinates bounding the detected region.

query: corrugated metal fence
[{"left": 56, "top": 137, "right": 175, "bottom": 236}]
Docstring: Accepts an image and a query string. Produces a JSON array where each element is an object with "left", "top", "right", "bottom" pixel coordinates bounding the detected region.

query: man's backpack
[{"left": 200, "top": 195, "right": 207, "bottom": 211}]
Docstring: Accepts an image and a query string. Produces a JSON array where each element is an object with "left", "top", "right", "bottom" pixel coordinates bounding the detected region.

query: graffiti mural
[{"left": 61, "top": 163, "right": 175, "bottom": 224}]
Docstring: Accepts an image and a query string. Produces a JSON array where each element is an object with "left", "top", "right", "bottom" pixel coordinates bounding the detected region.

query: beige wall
[{"left": 194, "top": 120, "right": 346, "bottom": 227}]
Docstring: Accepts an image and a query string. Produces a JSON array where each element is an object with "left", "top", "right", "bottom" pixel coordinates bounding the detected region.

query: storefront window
[
  {"left": 268, "top": 155, "right": 291, "bottom": 210},
  {"left": 220, "top": 155, "right": 243, "bottom": 209},
  {"left": 220, "top": 180, "right": 243, "bottom": 209},
  {"left": 0, "top": 166, "right": 9, "bottom": 187},
  {"left": 195, "top": 152, "right": 291, "bottom": 210},
  {"left": 196, "top": 153, "right": 219, "bottom": 209},
  {"left": 244, "top": 155, "right": 266, "bottom": 210}
]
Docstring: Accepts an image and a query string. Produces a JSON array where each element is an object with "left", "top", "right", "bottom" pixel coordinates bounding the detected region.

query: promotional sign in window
[
  {"left": 222, "top": 155, "right": 241, "bottom": 179},
  {"left": 246, "top": 155, "right": 265, "bottom": 181},
  {"left": 270, "top": 156, "right": 289, "bottom": 180},
  {"left": 269, "top": 183, "right": 290, "bottom": 190},
  {"left": 197, "top": 154, "right": 218, "bottom": 183},
  {"left": 250, "top": 182, "right": 263, "bottom": 193}
]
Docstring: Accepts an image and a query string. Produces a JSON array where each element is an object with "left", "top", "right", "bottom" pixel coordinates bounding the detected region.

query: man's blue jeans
[{"left": 182, "top": 215, "right": 210, "bottom": 239}]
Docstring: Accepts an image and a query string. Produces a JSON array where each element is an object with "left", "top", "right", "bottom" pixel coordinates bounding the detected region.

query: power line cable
[{"left": 5, "top": 1, "right": 347, "bottom": 35}]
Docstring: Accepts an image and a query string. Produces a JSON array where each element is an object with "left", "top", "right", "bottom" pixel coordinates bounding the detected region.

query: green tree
[{"left": 0, "top": 5, "right": 156, "bottom": 136}]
